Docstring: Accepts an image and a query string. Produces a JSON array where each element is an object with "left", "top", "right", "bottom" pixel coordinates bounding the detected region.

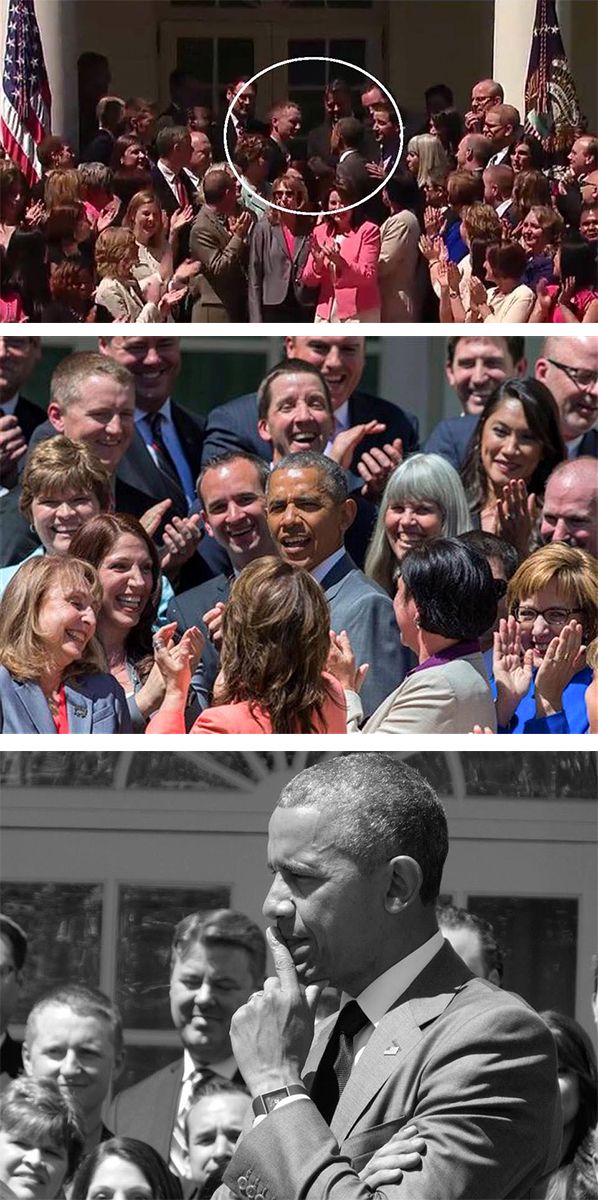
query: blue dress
[{"left": 491, "top": 666, "right": 591, "bottom": 733}]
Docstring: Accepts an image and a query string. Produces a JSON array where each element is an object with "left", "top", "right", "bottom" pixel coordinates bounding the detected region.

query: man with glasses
[
  {"left": 483, "top": 104, "right": 521, "bottom": 168},
  {"left": 0, "top": 914, "right": 27, "bottom": 1081},
  {"left": 535, "top": 335, "right": 598, "bottom": 457},
  {"left": 0, "top": 338, "right": 44, "bottom": 494}
]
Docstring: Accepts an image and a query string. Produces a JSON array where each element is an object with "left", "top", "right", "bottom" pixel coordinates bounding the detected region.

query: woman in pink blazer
[
  {"left": 147, "top": 558, "right": 347, "bottom": 734},
  {"left": 301, "top": 182, "right": 381, "bottom": 322}
]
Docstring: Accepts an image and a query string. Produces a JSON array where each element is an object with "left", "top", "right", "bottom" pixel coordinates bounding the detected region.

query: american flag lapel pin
[{"left": 384, "top": 1041, "right": 400, "bottom": 1055}]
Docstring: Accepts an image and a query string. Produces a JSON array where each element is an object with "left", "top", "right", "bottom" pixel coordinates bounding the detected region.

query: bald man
[
  {"left": 540, "top": 458, "right": 598, "bottom": 559},
  {"left": 465, "top": 79, "right": 504, "bottom": 134},
  {"left": 535, "top": 335, "right": 598, "bottom": 457}
]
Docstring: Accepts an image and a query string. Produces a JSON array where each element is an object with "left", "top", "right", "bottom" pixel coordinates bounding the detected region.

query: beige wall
[
  {"left": 76, "top": 0, "right": 160, "bottom": 104},
  {"left": 388, "top": 0, "right": 494, "bottom": 114}
]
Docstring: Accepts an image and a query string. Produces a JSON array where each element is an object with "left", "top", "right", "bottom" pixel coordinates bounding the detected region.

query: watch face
[{"left": 264, "top": 1088, "right": 288, "bottom": 1112}]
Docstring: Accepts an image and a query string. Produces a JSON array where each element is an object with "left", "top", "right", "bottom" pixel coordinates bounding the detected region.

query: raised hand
[
  {"left": 202, "top": 600, "right": 226, "bottom": 649},
  {"left": 534, "top": 277, "right": 554, "bottom": 317},
  {"left": 160, "top": 513, "right": 203, "bottom": 575},
  {"left": 229, "top": 925, "right": 325, "bottom": 1097},
  {"left": 365, "top": 161, "right": 386, "bottom": 180},
  {"left": 558, "top": 276, "right": 578, "bottom": 310},
  {"left": 139, "top": 498, "right": 173, "bottom": 539},
  {"left": 359, "top": 1126, "right": 426, "bottom": 1188},
  {"left": 0, "top": 413, "right": 27, "bottom": 478},
  {"left": 356, "top": 436, "right": 403, "bottom": 500},
  {"left": 496, "top": 478, "right": 537, "bottom": 556},
  {"left": 469, "top": 275, "right": 487, "bottom": 307},
  {"left": 423, "top": 205, "right": 443, "bottom": 236},
  {"left": 326, "top": 630, "right": 369, "bottom": 693},
  {"left": 534, "top": 621, "right": 586, "bottom": 718},
  {"left": 446, "top": 260, "right": 462, "bottom": 293},
  {"left": 24, "top": 199, "right": 45, "bottom": 227},
  {"left": 152, "top": 623, "right": 201, "bottom": 705},
  {"left": 96, "top": 196, "right": 121, "bottom": 233},
  {"left": 230, "top": 210, "right": 253, "bottom": 239},
  {"left": 328, "top": 419, "right": 386, "bottom": 470},
  {"left": 170, "top": 204, "right": 194, "bottom": 233},
  {"left": 493, "top": 615, "right": 534, "bottom": 728},
  {"left": 158, "top": 285, "right": 188, "bottom": 313}
]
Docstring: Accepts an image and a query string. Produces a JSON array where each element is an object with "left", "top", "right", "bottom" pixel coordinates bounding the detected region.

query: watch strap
[{"left": 252, "top": 1084, "right": 307, "bottom": 1116}]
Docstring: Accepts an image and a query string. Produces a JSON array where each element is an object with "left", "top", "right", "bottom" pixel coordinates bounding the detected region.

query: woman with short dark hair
[
  {"left": 469, "top": 241, "right": 536, "bottom": 322},
  {"left": 0, "top": 1076, "right": 84, "bottom": 1199},
  {"left": 71, "top": 1136, "right": 181, "bottom": 1200},
  {"left": 330, "top": 538, "right": 498, "bottom": 733}
]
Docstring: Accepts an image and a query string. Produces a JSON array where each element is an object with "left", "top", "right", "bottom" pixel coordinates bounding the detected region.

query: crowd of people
[
  {"left": 1, "top": 72, "right": 597, "bottom": 324},
  {"left": 0, "top": 331, "right": 596, "bottom": 735},
  {"left": 1, "top": 755, "right": 597, "bottom": 1200}
]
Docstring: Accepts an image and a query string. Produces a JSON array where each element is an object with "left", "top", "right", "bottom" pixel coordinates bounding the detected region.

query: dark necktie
[
  {"left": 310, "top": 1000, "right": 369, "bottom": 1123},
  {"left": 148, "top": 411, "right": 182, "bottom": 494}
]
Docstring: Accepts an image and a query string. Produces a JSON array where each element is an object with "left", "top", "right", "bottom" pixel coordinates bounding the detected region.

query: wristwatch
[{"left": 252, "top": 1085, "right": 307, "bottom": 1116}]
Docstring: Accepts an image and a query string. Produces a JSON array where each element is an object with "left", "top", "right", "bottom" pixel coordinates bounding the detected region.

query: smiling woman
[
  {"left": 0, "top": 1077, "right": 84, "bottom": 1200},
  {"left": 0, "top": 556, "right": 131, "bottom": 734}
]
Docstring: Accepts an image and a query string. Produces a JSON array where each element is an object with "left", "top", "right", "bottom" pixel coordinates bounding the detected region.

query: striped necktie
[{"left": 169, "top": 1067, "right": 214, "bottom": 1178}]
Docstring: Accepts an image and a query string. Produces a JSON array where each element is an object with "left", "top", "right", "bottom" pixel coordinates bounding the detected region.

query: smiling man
[
  {"left": 201, "top": 336, "right": 419, "bottom": 488},
  {"left": 213, "top": 753, "right": 561, "bottom": 1200},
  {"left": 535, "top": 335, "right": 598, "bottom": 458},
  {"left": 108, "top": 910, "right": 265, "bottom": 1192},
  {"left": 424, "top": 336, "right": 527, "bottom": 469},
  {"left": 23, "top": 984, "right": 124, "bottom": 1156}
]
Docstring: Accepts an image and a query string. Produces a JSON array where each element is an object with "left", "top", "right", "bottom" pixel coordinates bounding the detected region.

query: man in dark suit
[
  {"left": 217, "top": 76, "right": 266, "bottom": 164},
  {"left": 307, "top": 79, "right": 353, "bottom": 165},
  {"left": 267, "top": 453, "right": 410, "bottom": 716},
  {"left": 424, "top": 335, "right": 527, "bottom": 469},
  {"left": 189, "top": 172, "right": 252, "bottom": 322},
  {"left": 151, "top": 126, "right": 198, "bottom": 218},
  {"left": 535, "top": 335, "right": 598, "bottom": 458},
  {"left": 202, "top": 335, "right": 419, "bottom": 489},
  {"left": 167, "top": 451, "right": 276, "bottom": 708},
  {"left": 333, "top": 118, "right": 387, "bottom": 225},
  {"left": 23, "top": 983, "right": 124, "bottom": 1153},
  {"left": 108, "top": 910, "right": 266, "bottom": 1194},
  {"left": 0, "top": 337, "right": 45, "bottom": 493},
  {"left": 0, "top": 915, "right": 27, "bottom": 1083},
  {"left": 157, "top": 69, "right": 202, "bottom": 131},
  {"left": 81, "top": 96, "right": 125, "bottom": 164},
  {"left": 265, "top": 102, "right": 302, "bottom": 182},
  {"left": 215, "top": 754, "right": 561, "bottom": 1200}
]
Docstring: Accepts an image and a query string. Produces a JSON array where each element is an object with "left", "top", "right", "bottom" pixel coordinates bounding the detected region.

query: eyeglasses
[
  {"left": 545, "top": 359, "right": 598, "bottom": 393},
  {"left": 273, "top": 189, "right": 297, "bottom": 199},
  {"left": 515, "top": 605, "right": 585, "bottom": 627}
]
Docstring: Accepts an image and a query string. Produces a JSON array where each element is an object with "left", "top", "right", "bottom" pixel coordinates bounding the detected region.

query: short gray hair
[
  {"left": 77, "top": 162, "right": 113, "bottom": 191},
  {"left": 269, "top": 450, "right": 348, "bottom": 505},
  {"left": 50, "top": 352, "right": 135, "bottom": 411},
  {"left": 365, "top": 453, "right": 472, "bottom": 594},
  {"left": 278, "top": 753, "right": 449, "bottom": 907}
]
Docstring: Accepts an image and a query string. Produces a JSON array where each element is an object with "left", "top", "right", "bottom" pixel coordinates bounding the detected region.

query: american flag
[
  {"left": 524, "top": 0, "right": 582, "bottom": 154},
  {"left": 1, "top": 0, "right": 51, "bottom": 186}
]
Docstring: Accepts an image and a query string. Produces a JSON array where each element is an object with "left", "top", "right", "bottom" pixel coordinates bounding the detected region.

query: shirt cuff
[{"left": 252, "top": 1093, "right": 311, "bottom": 1127}]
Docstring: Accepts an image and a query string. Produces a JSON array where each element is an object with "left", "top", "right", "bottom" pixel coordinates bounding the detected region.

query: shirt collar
[
  {"left": 339, "top": 149, "right": 357, "bottom": 162},
  {"left": 343, "top": 930, "right": 444, "bottom": 1027},
  {"left": 158, "top": 159, "right": 177, "bottom": 183},
  {"left": 182, "top": 1047, "right": 238, "bottom": 1082},
  {"left": 311, "top": 545, "right": 345, "bottom": 585},
  {"left": 333, "top": 400, "right": 350, "bottom": 433},
  {"left": 135, "top": 398, "right": 172, "bottom": 425},
  {"left": 0, "top": 394, "right": 18, "bottom": 417},
  {"left": 408, "top": 640, "right": 480, "bottom": 675},
  {"left": 566, "top": 433, "right": 585, "bottom": 457}
]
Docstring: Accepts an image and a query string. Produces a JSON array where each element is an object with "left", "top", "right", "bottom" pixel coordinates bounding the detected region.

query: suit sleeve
[
  {"left": 218, "top": 1005, "right": 560, "bottom": 1200},
  {"left": 378, "top": 219, "right": 410, "bottom": 277},
  {"left": 190, "top": 224, "right": 246, "bottom": 280},
  {"left": 330, "top": 590, "right": 409, "bottom": 718},
  {"left": 423, "top": 421, "right": 462, "bottom": 470},
  {"left": 247, "top": 221, "right": 265, "bottom": 322},
  {"left": 201, "top": 401, "right": 263, "bottom": 466}
]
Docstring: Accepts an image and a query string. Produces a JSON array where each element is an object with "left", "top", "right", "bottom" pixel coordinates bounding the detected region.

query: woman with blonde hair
[
  {"left": 0, "top": 555, "right": 131, "bottom": 733},
  {"left": 0, "top": 1076, "right": 85, "bottom": 1199},
  {"left": 43, "top": 167, "right": 82, "bottom": 210},
  {"left": 248, "top": 171, "right": 316, "bottom": 321},
  {"left": 122, "top": 189, "right": 200, "bottom": 298},
  {"left": 405, "top": 133, "right": 448, "bottom": 191},
  {"left": 492, "top": 542, "right": 597, "bottom": 733},
  {"left": 94, "top": 227, "right": 185, "bottom": 321},
  {"left": 365, "top": 454, "right": 472, "bottom": 596},
  {"left": 147, "top": 557, "right": 347, "bottom": 734},
  {"left": 0, "top": 436, "right": 112, "bottom": 596},
  {"left": 519, "top": 205, "right": 563, "bottom": 289}
]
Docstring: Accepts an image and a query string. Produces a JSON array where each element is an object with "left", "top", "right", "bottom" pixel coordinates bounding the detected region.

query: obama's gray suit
[{"left": 322, "top": 552, "right": 412, "bottom": 718}]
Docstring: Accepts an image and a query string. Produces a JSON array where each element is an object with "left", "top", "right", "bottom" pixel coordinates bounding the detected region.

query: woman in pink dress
[{"left": 301, "top": 181, "right": 381, "bottom": 322}]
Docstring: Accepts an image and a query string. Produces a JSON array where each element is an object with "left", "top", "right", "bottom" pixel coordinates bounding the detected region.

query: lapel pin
[
  {"left": 384, "top": 1042, "right": 401, "bottom": 1055},
  {"left": 72, "top": 703, "right": 88, "bottom": 719}
]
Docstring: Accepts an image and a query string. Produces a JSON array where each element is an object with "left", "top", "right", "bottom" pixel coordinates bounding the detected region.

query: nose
[
  {"left": 59, "top": 1048, "right": 81, "bottom": 1077},
  {"left": 552, "top": 518, "right": 571, "bottom": 543},
  {"left": 324, "top": 346, "right": 342, "bottom": 371},
  {"left": 127, "top": 564, "right": 145, "bottom": 588},
  {"left": 502, "top": 432, "right": 521, "bottom": 456},
  {"left": 212, "top": 1133, "right": 234, "bottom": 1163},
  {"left": 81, "top": 607, "right": 96, "bottom": 631},
  {"left": 143, "top": 346, "right": 161, "bottom": 368},
  {"left": 226, "top": 500, "right": 245, "bottom": 523},
  {"left": 263, "top": 875, "right": 295, "bottom": 922},
  {"left": 471, "top": 361, "right": 489, "bottom": 385},
  {"left": 194, "top": 978, "right": 216, "bottom": 1007},
  {"left": 56, "top": 500, "right": 77, "bottom": 518},
  {"left": 23, "top": 1147, "right": 43, "bottom": 1166},
  {"left": 532, "top": 613, "right": 551, "bottom": 638},
  {"left": 105, "top": 413, "right": 123, "bottom": 437},
  {"left": 294, "top": 400, "right": 313, "bottom": 423}
]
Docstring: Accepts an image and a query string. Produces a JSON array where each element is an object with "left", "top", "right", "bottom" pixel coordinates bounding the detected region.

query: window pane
[
  {"left": 467, "top": 895, "right": 578, "bottom": 1015},
  {"left": 462, "top": 752, "right": 597, "bottom": 798},
  {"left": 113, "top": 1044, "right": 182, "bottom": 1095},
  {"left": 217, "top": 39, "right": 254, "bottom": 84},
  {"left": 329, "top": 39, "right": 366, "bottom": 87},
  {"left": 177, "top": 38, "right": 213, "bottom": 82},
  {"left": 402, "top": 753, "right": 453, "bottom": 794},
  {"left": 0, "top": 752, "right": 118, "bottom": 788},
  {"left": 288, "top": 41, "right": 326, "bottom": 87},
  {"left": 116, "top": 885, "right": 230, "bottom": 1029},
  {"left": 127, "top": 753, "right": 248, "bottom": 791},
  {"left": 0, "top": 884, "right": 102, "bottom": 1020}
]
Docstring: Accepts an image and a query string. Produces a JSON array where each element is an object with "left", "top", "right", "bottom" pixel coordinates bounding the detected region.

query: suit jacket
[
  {"left": 301, "top": 220, "right": 381, "bottom": 320},
  {"left": 348, "top": 650, "right": 497, "bottom": 734},
  {"left": 218, "top": 942, "right": 561, "bottom": 1200},
  {"left": 202, "top": 389, "right": 420, "bottom": 473},
  {"left": 248, "top": 220, "right": 315, "bottom": 320},
  {"left": 378, "top": 211, "right": 423, "bottom": 322},
  {"left": 189, "top": 207, "right": 248, "bottom": 322},
  {"left": 336, "top": 152, "right": 387, "bottom": 226},
  {"left": 0, "top": 1032, "right": 23, "bottom": 1080},
  {"left": 323, "top": 552, "right": 411, "bottom": 718},
  {"left": 13, "top": 394, "right": 46, "bottom": 443},
  {"left": 265, "top": 137, "right": 289, "bottom": 183},
  {"left": 150, "top": 163, "right": 198, "bottom": 220},
  {"left": 81, "top": 128, "right": 114, "bottom": 165},
  {"left": 0, "top": 666, "right": 131, "bottom": 734},
  {"left": 167, "top": 572, "right": 231, "bottom": 709},
  {"left": 149, "top": 673, "right": 347, "bottom": 734}
]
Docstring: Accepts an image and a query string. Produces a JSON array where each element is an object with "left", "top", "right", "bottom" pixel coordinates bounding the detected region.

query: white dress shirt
[
  {"left": 135, "top": 398, "right": 196, "bottom": 508},
  {"left": 175, "top": 1047, "right": 239, "bottom": 1119}
]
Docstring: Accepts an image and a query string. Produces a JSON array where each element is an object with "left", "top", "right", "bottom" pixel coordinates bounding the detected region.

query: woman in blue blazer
[{"left": 0, "top": 555, "right": 131, "bottom": 734}]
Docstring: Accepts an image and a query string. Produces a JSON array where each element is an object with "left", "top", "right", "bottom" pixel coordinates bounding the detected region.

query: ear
[
  {"left": 257, "top": 417, "right": 273, "bottom": 444},
  {"left": 340, "top": 497, "right": 357, "bottom": 533},
  {"left": 534, "top": 357, "right": 548, "bottom": 383},
  {"left": 200, "top": 509, "right": 214, "bottom": 540},
  {"left": 47, "top": 402, "right": 65, "bottom": 433},
  {"left": 21, "top": 1042, "right": 32, "bottom": 1076},
  {"left": 384, "top": 856, "right": 423, "bottom": 914},
  {"left": 445, "top": 362, "right": 456, "bottom": 389}
]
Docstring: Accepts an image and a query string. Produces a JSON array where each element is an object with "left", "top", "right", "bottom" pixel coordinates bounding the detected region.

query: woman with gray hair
[{"left": 365, "top": 453, "right": 473, "bottom": 595}]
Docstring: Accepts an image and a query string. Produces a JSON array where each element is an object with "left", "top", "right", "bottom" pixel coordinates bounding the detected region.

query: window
[{"left": 468, "top": 895, "right": 578, "bottom": 1015}]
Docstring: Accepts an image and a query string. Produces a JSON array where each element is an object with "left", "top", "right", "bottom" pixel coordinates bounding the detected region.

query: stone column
[
  {"left": 492, "top": 0, "right": 536, "bottom": 116},
  {"left": 35, "top": 0, "right": 80, "bottom": 146}
]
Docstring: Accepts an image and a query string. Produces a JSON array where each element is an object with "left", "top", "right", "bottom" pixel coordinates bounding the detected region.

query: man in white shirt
[
  {"left": 214, "top": 753, "right": 561, "bottom": 1200},
  {"left": 483, "top": 164, "right": 514, "bottom": 218},
  {"left": 108, "top": 910, "right": 266, "bottom": 1193}
]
